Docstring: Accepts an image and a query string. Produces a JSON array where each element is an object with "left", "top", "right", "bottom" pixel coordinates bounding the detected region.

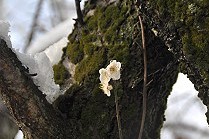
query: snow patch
[
  {"left": 0, "top": 21, "right": 12, "bottom": 48},
  {"left": 1, "top": 21, "right": 60, "bottom": 103},
  {"left": 44, "top": 37, "right": 68, "bottom": 65},
  {"left": 161, "top": 73, "right": 209, "bottom": 139},
  {"left": 15, "top": 51, "right": 60, "bottom": 103},
  {"left": 26, "top": 18, "right": 75, "bottom": 54},
  {"left": 25, "top": 0, "right": 87, "bottom": 55},
  {"left": 14, "top": 130, "right": 23, "bottom": 139}
]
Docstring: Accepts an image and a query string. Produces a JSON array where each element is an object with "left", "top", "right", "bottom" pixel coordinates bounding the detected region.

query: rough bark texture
[
  {"left": 54, "top": 1, "right": 178, "bottom": 139},
  {"left": 141, "top": 0, "right": 209, "bottom": 124},
  {"left": 0, "top": 39, "right": 65, "bottom": 139},
  {"left": 0, "top": 0, "right": 209, "bottom": 139}
]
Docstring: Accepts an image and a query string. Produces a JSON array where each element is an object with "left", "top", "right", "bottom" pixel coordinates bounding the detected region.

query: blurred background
[{"left": 0, "top": 0, "right": 209, "bottom": 139}]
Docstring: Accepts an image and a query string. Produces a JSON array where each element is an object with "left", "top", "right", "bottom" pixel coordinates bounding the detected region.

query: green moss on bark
[
  {"left": 66, "top": 42, "right": 84, "bottom": 64},
  {"left": 54, "top": 1, "right": 178, "bottom": 139},
  {"left": 64, "top": 2, "right": 130, "bottom": 84},
  {"left": 53, "top": 62, "right": 69, "bottom": 85},
  {"left": 147, "top": 0, "right": 209, "bottom": 128},
  {"left": 74, "top": 48, "right": 106, "bottom": 83},
  {"left": 149, "top": 0, "right": 209, "bottom": 86}
]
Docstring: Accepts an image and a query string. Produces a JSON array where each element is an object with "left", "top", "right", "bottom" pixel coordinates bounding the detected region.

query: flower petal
[
  {"left": 100, "top": 83, "right": 113, "bottom": 97},
  {"left": 99, "top": 68, "right": 110, "bottom": 83},
  {"left": 106, "top": 60, "right": 121, "bottom": 80}
]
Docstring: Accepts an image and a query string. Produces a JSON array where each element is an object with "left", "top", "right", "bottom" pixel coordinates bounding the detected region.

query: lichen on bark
[{"left": 145, "top": 0, "right": 209, "bottom": 124}]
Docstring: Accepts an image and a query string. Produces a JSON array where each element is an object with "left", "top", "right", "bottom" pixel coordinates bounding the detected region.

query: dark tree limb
[
  {"left": 74, "top": 0, "right": 84, "bottom": 26},
  {"left": 0, "top": 39, "right": 65, "bottom": 138}
]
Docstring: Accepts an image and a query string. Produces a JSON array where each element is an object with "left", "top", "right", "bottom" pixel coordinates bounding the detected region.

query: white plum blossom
[
  {"left": 100, "top": 83, "right": 113, "bottom": 97},
  {"left": 99, "top": 68, "right": 111, "bottom": 84},
  {"left": 99, "top": 60, "right": 121, "bottom": 97},
  {"left": 106, "top": 60, "right": 121, "bottom": 80}
]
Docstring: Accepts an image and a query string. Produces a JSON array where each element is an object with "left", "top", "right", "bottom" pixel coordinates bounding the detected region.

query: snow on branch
[{"left": 0, "top": 38, "right": 64, "bottom": 138}]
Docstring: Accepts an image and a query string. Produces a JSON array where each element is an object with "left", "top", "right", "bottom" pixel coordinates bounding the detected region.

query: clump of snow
[
  {"left": 14, "top": 130, "right": 23, "bottom": 139},
  {"left": 0, "top": 21, "right": 12, "bottom": 47},
  {"left": 20, "top": 37, "right": 69, "bottom": 102},
  {"left": 25, "top": 0, "right": 87, "bottom": 55},
  {"left": 1, "top": 20, "right": 60, "bottom": 103},
  {"left": 0, "top": 0, "right": 88, "bottom": 104},
  {"left": 15, "top": 51, "right": 60, "bottom": 103},
  {"left": 26, "top": 18, "right": 74, "bottom": 54},
  {"left": 44, "top": 37, "right": 68, "bottom": 65}
]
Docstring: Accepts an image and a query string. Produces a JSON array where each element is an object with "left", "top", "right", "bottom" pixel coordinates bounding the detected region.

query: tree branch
[
  {"left": 74, "top": 0, "right": 84, "bottom": 26},
  {"left": 138, "top": 13, "right": 147, "bottom": 139},
  {"left": 24, "top": 0, "right": 43, "bottom": 52},
  {"left": 0, "top": 39, "right": 65, "bottom": 138}
]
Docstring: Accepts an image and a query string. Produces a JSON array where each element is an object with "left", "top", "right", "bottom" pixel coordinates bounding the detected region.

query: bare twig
[
  {"left": 49, "top": 0, "right": 66, "bottom": 27},
  {"left": 138, "top": 13, "right": 147, "bottom": 139},
  {"left": 50, "top": 0, "right": 59, "bottom": 27},
  {"left": 24, "top": 0, "right": 43, "bottom": 52},
  {"left": 56, "top": 1, "right": 66, "bottom": 22},
  {"left": 114, "top": 85, "right": 123, "bottom": 139},
  {"left": 74, "top": 0, "right": 84, "bottom": 25}
]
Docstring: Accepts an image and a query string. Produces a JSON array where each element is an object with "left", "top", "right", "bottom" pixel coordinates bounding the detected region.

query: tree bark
[
  {"left": 0, "top": 39, "right": 65, "bottom": 138},
  {"left": 54, "top": 1, "right": 179, "bottom": 139},
  {"left": 1, "top": 0, "right": 209, "bottom": 139}
]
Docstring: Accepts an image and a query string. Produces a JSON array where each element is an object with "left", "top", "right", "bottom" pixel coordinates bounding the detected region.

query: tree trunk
[{"left": 0, "top": 0, "right": 209, "bottom": 139}]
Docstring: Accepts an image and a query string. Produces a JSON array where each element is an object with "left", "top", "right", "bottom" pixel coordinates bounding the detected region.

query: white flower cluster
[{"left": 99, "top": 60, "right": 121, "bottom": 96}]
